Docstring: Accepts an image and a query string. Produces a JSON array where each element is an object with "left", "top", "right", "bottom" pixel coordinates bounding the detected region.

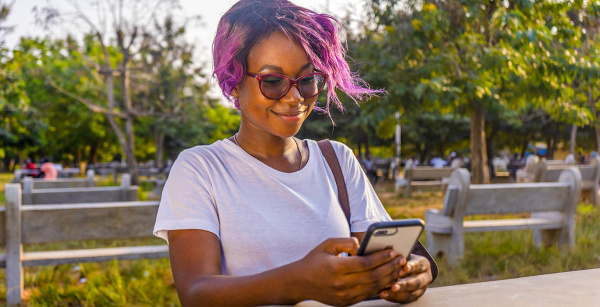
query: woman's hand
[
  {"left": 379, "top": 253, "right": 432, "bottom": 303},
  {"left": 290, "top": 237, "right": 406, "bottom": 306}
]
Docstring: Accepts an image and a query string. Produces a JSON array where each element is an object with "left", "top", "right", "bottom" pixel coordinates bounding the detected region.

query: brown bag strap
[
  {"left": 317, "top": 140, "right": 438, "bottom": 281},
  {"left": 317, "top": 139, "right": 351, "bottom": 225}
]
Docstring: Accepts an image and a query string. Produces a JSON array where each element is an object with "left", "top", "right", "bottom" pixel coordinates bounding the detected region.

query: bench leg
[
  {"left": 533, "top": 229, "right": 561, "bottom": 248},
  {"left": 533, "top": 228, "right": 574, "bottom": 249},
  {"left": 532, "top": 212, "right": 575, "bottom": 249},
  {"left": 590, "top": 188, "right": 600, "bottom": 207},
  {"left": 426, "top": 231, "right": 464, "bottom": 266},
  {"left": 6, "top": 184, "right": 24, "bottom": 306}
]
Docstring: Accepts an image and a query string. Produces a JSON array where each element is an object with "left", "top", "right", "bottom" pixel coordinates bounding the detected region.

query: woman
[{"left": 154, "top": 0, "right": 437, "bottom": 306}]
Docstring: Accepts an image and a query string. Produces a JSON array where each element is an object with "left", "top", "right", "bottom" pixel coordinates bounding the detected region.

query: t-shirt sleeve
[
  {"left": 153, "top": 149, "right": 220, "bottom": 243},
  {"left": 330, "top": 142, "right": 392, "bottom": 232}
]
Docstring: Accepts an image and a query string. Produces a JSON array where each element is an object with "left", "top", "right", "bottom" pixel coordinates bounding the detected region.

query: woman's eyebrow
[{"left": 257, "top": 63, "right": 314, "bottom": 73}]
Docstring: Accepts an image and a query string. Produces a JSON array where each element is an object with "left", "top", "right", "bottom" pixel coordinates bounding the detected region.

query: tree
[
  {"left": 348, "top": 0, "right": 589, "bottom": 183},
  {"left": 39, "top": 0, "right": 203, "bottom": 184}
]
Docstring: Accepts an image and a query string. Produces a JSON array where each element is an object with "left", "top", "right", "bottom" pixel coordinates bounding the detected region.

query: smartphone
[{"left": 356, "top": 219, "right": 425, "bottom": 257}]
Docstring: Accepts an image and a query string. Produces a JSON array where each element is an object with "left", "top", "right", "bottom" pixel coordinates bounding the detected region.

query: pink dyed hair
[{"left": 212, "top": 0, "right": 383, "bottom": 113}]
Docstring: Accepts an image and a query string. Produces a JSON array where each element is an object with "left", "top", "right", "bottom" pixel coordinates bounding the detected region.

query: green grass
[
  {"left": 2, "top": 177, "right": 600, "bottom": 305},
  {"left": 0, "top": 172, "right": 13, "bottom": 206}
]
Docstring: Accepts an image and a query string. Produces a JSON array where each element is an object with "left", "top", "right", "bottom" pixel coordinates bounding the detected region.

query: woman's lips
[{"left": 273, "top": 111, "right": 304, "bottom": 123}]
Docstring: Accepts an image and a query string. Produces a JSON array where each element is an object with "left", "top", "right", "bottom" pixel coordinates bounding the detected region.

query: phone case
[{"left": 356, "top": 219, "right": 425, "bottom": 257}]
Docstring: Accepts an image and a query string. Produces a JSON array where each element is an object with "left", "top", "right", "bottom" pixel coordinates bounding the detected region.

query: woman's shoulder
[
  {"left": 309, "top": 139, "right": 352, "bottom": 154},
  {"left": 175, "top": 139, "right": 234, "bottom": 165},
  {"left": 306, "top": 139, "right": 354, "bottom": 163}
]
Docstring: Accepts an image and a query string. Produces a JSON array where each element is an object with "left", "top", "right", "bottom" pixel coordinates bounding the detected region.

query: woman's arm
[{"left": 169, "top": 229, "right": 406, "bottom": 306}]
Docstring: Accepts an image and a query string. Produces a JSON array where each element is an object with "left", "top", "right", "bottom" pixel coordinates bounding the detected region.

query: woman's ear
[{"left": 231, "top": 86, "right": 239, "bottom": 98}]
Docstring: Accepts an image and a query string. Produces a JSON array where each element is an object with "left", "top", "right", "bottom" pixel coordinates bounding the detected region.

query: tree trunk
[
  {"left": 88, "top": 141, "right": 98, "bottom": 166},
  {"left": 546, "top": 134, "right": 554, "bottom": 160},
  {"left": 154, "top": 128, "right": 165, "bottom": 168},
  {"left": 551, "top": 125, "right": 559, "bottom": 159},
  {"left": 470, "top": 105, "right": 490, "bottom": 184},
  {"left": 121, "top": 56, "right": 139, "bottom": 185},
  {"left": 520, "top": 138, "right": 529, "bottom": 159},
  {"left": 570, "top": 124, "right": 577, "bottom": 155},
  {"left": 420, "top": 143, "right": 430, "bottom": 165},
  {"left": 363, "top": 129, "right": 370, "bottom": 156},
  {"left": 486, "top": 121, "right": 498, "bottom": 179},
  {"left": 588, "top": 86, "right": 600, "bottom": 152}
]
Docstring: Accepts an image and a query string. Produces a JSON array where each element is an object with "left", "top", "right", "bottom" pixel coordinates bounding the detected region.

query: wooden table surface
[{"left": 292, "top": 268, "right": 600, "bottom": 307}]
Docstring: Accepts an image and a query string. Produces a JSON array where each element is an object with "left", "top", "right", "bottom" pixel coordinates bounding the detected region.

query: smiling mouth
[
  {"left": 275, "top": 112, "right": 302, "bottom": 116},
  {"left": 273, "top": 110, "right": 305, "bottom": 123}
]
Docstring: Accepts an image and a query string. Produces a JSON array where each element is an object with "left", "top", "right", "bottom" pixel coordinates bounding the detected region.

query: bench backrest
[
  {"left": 523, "top": 155, "right": 539, "bottom": 174},
  {"left": 2, "top": 184, "right": 159, "bottom": 247},
  {"left": 21, "top": 174, "right": 137, "bottom": 205},
  {"left": 535, "top": 157, "right": 600, "bottom": 184},
  {"left": 406, "top": 166, "right": 456, "bottom": 181},
  {"left": 441, "top": 167, "right": 581, "bottom": 218},
  {"left": 19, "top": 170, "right": 95, "bottom": 189}
]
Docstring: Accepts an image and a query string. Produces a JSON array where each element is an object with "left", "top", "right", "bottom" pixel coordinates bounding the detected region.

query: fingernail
[
  {"left": 390, "top": 251, "right": 396, "bottom": 258},
  {"left": 393, "top": 284, "right": 401, "bottom": 291},
  {"left": 381, "top": 292, "right": 389, "bottom": 298}
]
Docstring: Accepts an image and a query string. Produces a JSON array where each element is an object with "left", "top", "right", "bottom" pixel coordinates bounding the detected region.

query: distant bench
[
  {"left": 14, "top": 170, "right": 96, "bottom": 189},
  {"left": 21, "top": 174, "right": 137, "bottom": 205},
  {"left": 535, "top": 157, "right": 600, "bottom": 206},
  {"left": 2, "top": 184, "right": 167, "bottom": 305},
  {"left": 425, "top": 168, "right": 582, "bottom": 265},
  {"left": 13, "top": 168, "right": 82, "bottom": 181},
  {"left": 395, "top": 161, "right": 456, "bottom": 197}
]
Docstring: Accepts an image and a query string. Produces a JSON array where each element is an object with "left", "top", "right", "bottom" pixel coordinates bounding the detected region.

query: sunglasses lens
[
  {"left": 260, "top": 76, "right": 289, "bottom": 99},
  {"left": 299, "top": 74, "right": 326, "bottom": 98}
]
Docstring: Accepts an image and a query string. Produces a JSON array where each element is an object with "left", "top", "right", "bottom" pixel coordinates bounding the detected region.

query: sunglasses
[{"left": 246, "top": 72, "right": 328, "bottom": 100}]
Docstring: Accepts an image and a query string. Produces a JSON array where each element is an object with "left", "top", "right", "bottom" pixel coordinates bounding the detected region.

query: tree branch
[
  {"left": 46, "top": 77, "right": 128, "bottom": 119},
  {"left": 520, "top": 109, "right": 546, "bottom": 122}
]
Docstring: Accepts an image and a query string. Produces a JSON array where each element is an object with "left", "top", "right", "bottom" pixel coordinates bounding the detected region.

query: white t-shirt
[{"left": 153, "top": 139, "right": 391, "bottom": 276}]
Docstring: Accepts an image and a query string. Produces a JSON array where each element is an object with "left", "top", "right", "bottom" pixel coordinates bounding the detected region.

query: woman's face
[{"left": 235, "top": 31, "right": 317, "bottom": 139}]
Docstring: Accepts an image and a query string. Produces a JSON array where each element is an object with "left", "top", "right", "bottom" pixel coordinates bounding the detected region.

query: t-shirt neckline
[{"left": 223, "top": 138, "right": 317, "bottom": 178}]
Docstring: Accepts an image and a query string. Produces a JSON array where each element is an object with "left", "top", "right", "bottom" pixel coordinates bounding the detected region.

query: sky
[
  {"left": 4, "top": 0, "right": 361, "bottom": 99},
  {"left": 4, "top": 0, "right": 362, "bottom": 62}
]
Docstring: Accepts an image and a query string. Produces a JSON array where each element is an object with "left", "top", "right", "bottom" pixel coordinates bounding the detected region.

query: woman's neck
[{"left": 232, "top": 125, "right": 306, "bottom": 173}]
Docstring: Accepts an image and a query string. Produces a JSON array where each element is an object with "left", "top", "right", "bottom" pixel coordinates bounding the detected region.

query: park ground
[{"left": 0, "top": 173, "right": 599, "bottom": 305}]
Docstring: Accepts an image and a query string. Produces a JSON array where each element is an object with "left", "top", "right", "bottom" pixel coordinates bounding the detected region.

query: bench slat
[
  {"left": 21, "top": 245, "right": 169, "bottom": 267},
  {"left": 25, "top": 186, "right": 138, "bottom": 205},
  {"left": 464, "top": 218, "right": 563, "bottom": 232},
  {"left": 465, "top": 184, "right": 571, "bottom": 215},
  {"left": 22, "top": 201, "right": 159, "bottom": 244},
  {"left": 410, "top": 168, "right": 455, "bottom": 180}
]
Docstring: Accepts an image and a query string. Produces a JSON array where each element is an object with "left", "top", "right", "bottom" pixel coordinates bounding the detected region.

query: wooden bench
[
  {"left": 15, "top": 170, "right": 96, "bottom": 189},
  {"left": 2, "top": 184, "right": 168, "bottom": 305},
  {"left": 425, "top": 167, "right": 582, "bottom": 265},
  {"left": 395, "top": 160, "right": 456, "bottom": 197},
  {"left": 534, "top": 157, "right": 600, "bottom": 206},
  {"left": 21, "top": 174, "right": 138, "bottom": 205}
]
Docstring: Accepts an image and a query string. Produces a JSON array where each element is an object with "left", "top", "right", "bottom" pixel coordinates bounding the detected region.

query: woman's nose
[{"left": 280, "top": 84, "right": 304, "bottom": 105}]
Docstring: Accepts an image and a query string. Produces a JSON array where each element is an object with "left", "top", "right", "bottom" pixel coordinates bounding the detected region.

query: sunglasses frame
[{"left": 246, "top": 72, "right": 328, "bottom": 100}]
